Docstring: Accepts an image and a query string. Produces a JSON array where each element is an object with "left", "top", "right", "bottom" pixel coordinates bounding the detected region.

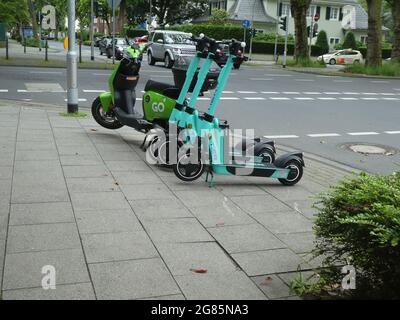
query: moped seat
[{"left": 145, "top": 80, "right": 180, "bottom": 100}]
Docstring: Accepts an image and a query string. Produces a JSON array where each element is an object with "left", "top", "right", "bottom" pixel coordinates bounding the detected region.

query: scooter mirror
[{"left": 241, "top": 42, "right": 246, "bottom": 48}]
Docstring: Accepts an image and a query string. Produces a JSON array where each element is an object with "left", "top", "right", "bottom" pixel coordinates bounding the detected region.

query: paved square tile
[
  {"left": 70, "top": 192, "right": 131, "bottom": 211},
  {"left": 189, "top": 201, "right": 255, "bottom": 228},
  {"left": 75, "top": 209, "right": 142, "bottom": 234},
  {"left": 175, "top": 271, "right": 266, "bottom": 300},
  {"left": 276, "top": 232, "right": 316, "bottom": 254},
  {"left": 2, "top": 283, "right": 96, "bottom": 300},
  {"left": 141, "top": 218, "right": 213, "bottom": 243},
  {"left": 217, "top": 184, "right": 267, "bottom": 196},
  {"left": 262, "top": 185, "right": 314, "bottom": 201},
  {"left": 3, "top": 248, "right": 90, "bottom": 290},
  {"left": 174, "top": 190, "right": 231, "bottom": 208},
  {"left": 9, "top": 202, "right": 74, "bottom": 226},
  {"left": 120, "top": 184, "right": 175, "bottom": 201},
  {"left": 81, "top": 231, "right": 158, "bottom": 263},
  {"left": 251, "top": 274, "right": 291, "bottom": 299},
  {"left": 232, "top": 249, "right": 305, "bottom": 276},
  {"left": 15, "top": 150, "right": 59, "bottom": 161},
  {"left": 105, "top": 160, "right": 150, "bottom": 172},
  {"left": 230, "top": 195, "right": 291, "bottom": 214},
  {"left": 113, "top": 170, "right": 160, "bottom": 185},
  {"left": 57, "top": 144, "right": 98, "bottom": 156},
  {"left": 129, "top": 199, "right": 192, "bottom": 220},
  {"left": 156, "top": 242, "right": 238, "bottom": 276},
  {"left": 63, "top": 165, "right": 110, "bottom": 178},
  {"left": 60, "top": 154, "right": 104, "bottom": 166},
  {"left": 0, "top": 166, "right": 13, "bottom": 180},
  {"left": 208, "top": 224, "right": 285, "bottom": 253},
  {"left": 285, "top": 199, "right": 319, "bottom": 220},
  {"left": 251, "top": 211, "right": 313, "bottom": 234},
  {"left": 89, "top": 258, "right": 181, "bottom": 300},
  {"left": 66, "top": 177, "right": 120, "bottom": 193},
  {"left": 7, "top": 223, "right": 81, "bottom": 253},
  {"left": 98, "top": 151, "right": 140, "bottom": 161}
]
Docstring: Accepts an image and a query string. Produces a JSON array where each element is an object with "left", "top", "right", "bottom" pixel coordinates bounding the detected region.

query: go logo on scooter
[{"left": 152, "top": 102, "right": 165, "bottom": 113}]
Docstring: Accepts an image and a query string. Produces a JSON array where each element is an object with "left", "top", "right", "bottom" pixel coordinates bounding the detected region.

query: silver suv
[{"left": 147, "top": 30, "right": 196, "bottom": 68}]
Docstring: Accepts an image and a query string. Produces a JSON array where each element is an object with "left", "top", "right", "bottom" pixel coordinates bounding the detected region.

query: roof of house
[
  {"left": 353, "top": 3, "right": 389, "bottom": 31},
  {"left": 228, "top": 0, "right": 277, "bottom": 23}
]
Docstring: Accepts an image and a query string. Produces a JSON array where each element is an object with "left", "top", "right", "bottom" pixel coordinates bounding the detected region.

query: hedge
[
  {"left": 251, "top": 41, "right": 327, "bottom": 57},
  {"left": 167, "top": 23, "right": 247, "bottom": 41},
  {"left": 358, "top": 47, "right": 392, "bottom": 59}
]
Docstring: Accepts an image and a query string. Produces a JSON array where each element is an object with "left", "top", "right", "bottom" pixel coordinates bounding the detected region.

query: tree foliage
[
  {"left": 208, "top": 8, "right": 229, "bottom": 25},
  {"left": 0, "top": 0, "right": 30, "bottom": 32},
  {"left": 343, "top": 32, "right": 357, "bottom": 49}
]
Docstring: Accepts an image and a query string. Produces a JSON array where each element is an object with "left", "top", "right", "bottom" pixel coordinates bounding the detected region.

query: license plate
[{"left": 126, "top": 76, "right": 137, "bottom": 81}]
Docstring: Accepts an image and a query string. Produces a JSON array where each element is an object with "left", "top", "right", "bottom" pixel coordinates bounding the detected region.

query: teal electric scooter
[{"left": 172, "top": 39, "right": 305, "bottom": 186}]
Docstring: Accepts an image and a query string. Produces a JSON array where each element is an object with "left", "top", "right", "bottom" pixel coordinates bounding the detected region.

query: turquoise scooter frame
[{"left": 173, "top": 39, "right": 305, "bottom": 186}]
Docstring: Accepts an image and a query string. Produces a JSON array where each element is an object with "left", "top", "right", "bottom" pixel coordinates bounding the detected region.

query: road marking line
[
  {"left": 197, "top": 97, "right": 210, "bottom": 100},
  {"left": 244, "top": 97, "right": 265, "bottom": 100},
  {"left": 362, "top": 92, "right": 378, "bottom": 95},
  {"left": 270, "top": 97, "right": 291, "bottom": 100},
  {"left": 92, "top": 73, "right": 111, "bottom": 76},
  {"left": 264, "top": 74, "right": 292, "bottom": 77},
  {"left": 83, "top": 90, "right": 106, "bottom": 93},
  {"left": 340, "top": 97, "right": 358, "bottom": 100},
  {"left": 295, "top": 97, "right": 314, "bottom": 100},
  {"left": 261, "top": 91, "right": 279, "bottom": 94},
  {"left": 249, "top": 78, "right": 273, "bottom": 81},
  {"left": 283, "top": 92, "right": 300, "bottom": 95},
  {"left": 342, "top": 92, "right": 359, "bottom": 95},
  {"left": 220, "top": 97, "right": 240, "bottom": 100},
  {"left": 17, "top": 89, "right": 28, "bottom": 92},
  {"left": 295, "top": 79, "right": 315, "bottom": 82},
  {"left": 361, "top": 97, "right": 379, "bottom": 100},
  {"left": 347, "top": 132, "right": 379, "bottom": 136},
  {"left": 222, "top": 91, "right": 234, "bottom": 94},
  {"left": 64, "top": 98, "right": 87, "bottom": 102},
  {"left": 0, "top": 89, "right": 8, "bottom": 92},
  {"left": 29, "top": 71, "right": 63, "bottom": 74},
  {"left": 264, "top": 135, "right": 299, "bottom": 139},
  {"left": 324, "top": 92, "right": 341, "bottom": 95},
  {"left": 303, "top": 92, "right": 321, "bottom": 95},
  {"left": 318, "top": 97, "right": 337, "bottom": 100},
  {"left": 238, "top": 91, "right": 257, "bottom": 94},
  {"left": 385, "top": 131, "right": 400, "bottom": 134},
  {"left": 307, "top": 133, "right": 341, "bottom": 137},
  {"left": 371, "top": 80, "right": 389, "bottom": 83},
  {"left": 380, "top": 93, "right": 396, "bottom": 95},
  {"left": 334, "top": 80, "right": 352, "bottom": 83},
  {"left": 383, "top": 97, "right": 400, "bottom": 101}
]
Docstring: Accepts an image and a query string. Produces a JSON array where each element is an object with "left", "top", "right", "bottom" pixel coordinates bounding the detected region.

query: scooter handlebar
[{"left": 191, "top": 34, "right": 219, "bottom": 56}]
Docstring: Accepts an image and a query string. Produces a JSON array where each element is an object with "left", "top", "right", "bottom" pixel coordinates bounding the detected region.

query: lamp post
[
  {"left": 90, "top": 0, "right": 94, "bottom": 61},
  {"left": 67, "top": 0, "right": 79, "bottom": 113}
]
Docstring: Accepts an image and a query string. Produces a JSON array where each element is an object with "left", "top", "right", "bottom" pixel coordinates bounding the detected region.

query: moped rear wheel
[{"left": 91, "top": 97, "right": 124, "bottom": 130}]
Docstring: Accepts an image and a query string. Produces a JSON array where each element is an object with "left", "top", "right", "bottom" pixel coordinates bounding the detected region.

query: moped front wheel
[
  {"left": 91, "top": 97, "right": 124, "bottom": 130},
  {"left": 278, "top": 160, "right": 303, "bottom": 186}
]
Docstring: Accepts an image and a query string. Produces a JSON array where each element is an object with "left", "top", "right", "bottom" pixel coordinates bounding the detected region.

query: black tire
[
  {"left": 106, "top": 49, "right": 112, "bottom": 59},
  {"left": 256, "top": 148, "right": 275, "bottom": 164},
  {"left": 278, "top": 159, "right": 303, "bottom": 186},
  {"left": 100, "top": 50, "right": 103, "bottom": 56},
  {"left": 164, "top": 53, "right": 174, "bottom": 68},
  {"left": 329, "top": 58, "right": 336, "bottom": 65},
  {"left": 148, "top": 51, "right": 156, "bottom": 65},
  {"left": 233, "top": 63, "right": 241, "bottom": 70},
  {"left": 91, "top": 97, "right": 124, "bottom": 130},
  {"left": 173, "top": 148, "right": 205, "bottom": 182}
]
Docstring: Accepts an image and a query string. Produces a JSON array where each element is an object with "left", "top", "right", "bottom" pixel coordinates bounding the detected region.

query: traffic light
[
  {"left": 251, "top": 28, "right": 256, "bottom": 37},
  {"left": 279, "top": 16, "right": 287, "bottom": 31},
  {"left": 307, "top": 24, "right": 319, "bottom": 38}
]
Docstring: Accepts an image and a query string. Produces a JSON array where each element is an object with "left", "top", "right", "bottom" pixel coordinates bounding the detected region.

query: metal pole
[
  {"left": 67, "top": 0, "right": 79, "bottom": 113},
  {"left": 90, "top": 0, "right": 94, "bottom": 61},
  {"left": 283, "top": 18, "right": 288, "bottom": 68},
  {"left": 243, "top": 28, "right": 246, "bottom": 54},
  {"left": 39, "top": 13, "right": 42, "bottom": 52},
  {"left": 309, "top": 16, "right": 314, "bottom": 57},
  {"left": 45, "top": 36, "right": 48, "bottom": 61},
  {"left": 6, "top": 36, "right": 9, "bottom": 60},
  {"left": 79, "top": 40, "right": 82, "bottom": 63},
  {"left": 112, "top": 0, "right": 115, "bottom": 65},
  {"left": 249, "top": 30, "right": 253, "bottom": 61},
  {"left": 24, "top": 37, "right": 26, "bottom": 53},
  {"left": 274, "top": 1, "right": 280, "bottom": 63}
]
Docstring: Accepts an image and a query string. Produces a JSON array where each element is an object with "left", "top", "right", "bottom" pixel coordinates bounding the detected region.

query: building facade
[{"left": 207, "top": 0, "right": 386, "bottom": 48}]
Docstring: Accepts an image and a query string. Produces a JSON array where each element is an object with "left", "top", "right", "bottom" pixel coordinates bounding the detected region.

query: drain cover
[{"left": 343, "top": 143, "right": 396, "bottom": 156}]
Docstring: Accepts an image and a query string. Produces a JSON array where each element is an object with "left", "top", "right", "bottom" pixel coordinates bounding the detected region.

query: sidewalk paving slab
[
  {"left": 89, "top": 258, "right": 181, "bottom": 300},
  {"left": 129, "top": 199, "right": 193, "bottom": 220}
]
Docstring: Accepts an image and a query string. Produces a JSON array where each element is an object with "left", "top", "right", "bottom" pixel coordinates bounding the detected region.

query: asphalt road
[{"left": 1, "top": 60, "right": 400, "bottom": 174}]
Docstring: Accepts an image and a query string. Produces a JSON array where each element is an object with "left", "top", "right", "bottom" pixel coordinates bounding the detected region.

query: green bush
[
  {"left": 342, "top": 32, "right": 357, "bottom": 49},
  {"left": 83, "top": 40, "right": 92, "bottom": 46},
  {"left": 314, "top": 171, "right": 400, "bottom": 298},
  {"left": 285, "top": 57, "right": 326, "bottom": 68},
  {"left": 22, "top": 38, "right": 46, "bottom": 48},
  {"left": 77, "top": 30, "right": 90, "bottom": 41},
  {"left": 315, "top": 30, "right": 329, "bottom": 54},
  {"left": 251, "top": 40, "right": 326, "bottom": 56},
  {"left": 167, "top": 23, "right": 246, "bottom": 41}
]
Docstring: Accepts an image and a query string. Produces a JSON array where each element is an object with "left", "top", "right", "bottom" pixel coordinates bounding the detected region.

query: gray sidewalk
[{"left": 0, "top": 100, "right": 351, "bottom": 300}]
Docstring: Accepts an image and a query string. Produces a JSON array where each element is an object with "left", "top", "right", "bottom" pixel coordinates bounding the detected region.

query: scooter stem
[
  {"left": 207, "top": 54, "right": 235, "bottom": 116},
  {"left": 176, "top": 54, "right": 201, "bottom": 105}
]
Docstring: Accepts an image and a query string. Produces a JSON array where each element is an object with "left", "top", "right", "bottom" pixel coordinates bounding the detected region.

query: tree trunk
[
  {"left": 366, "top": 0, "right": 382, "bottom": 66},
  {"left": 118, "top": 0, "right": 127, "bottom": 35},
  {"left": 27, "top": 0, "right": 38, "bottom": 39},
  {"left": 391, "top": 0, "right": 400, "bottom": 62},
  {"left": 290, "top": 0, "right": 311, "bottom": 61}
]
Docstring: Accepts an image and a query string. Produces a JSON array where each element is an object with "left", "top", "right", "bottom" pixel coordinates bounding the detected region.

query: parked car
[
  {"left": 147, "top": 30, "right": 196, "bottom": 68},
  {"left": 317, "top": 49, "right": 363, "bottom": 65},
  {"left": 134, "top": 35, "right": 148, "bottom": 45},
  {"left": 98, "top": 37, "right": 111, "bottom": 56},
  {"left": 106, "top": 38, "right": 130, "bottom": 60},
  {"left": 214, "top": 42, "right": 244, "bottom": 69}
]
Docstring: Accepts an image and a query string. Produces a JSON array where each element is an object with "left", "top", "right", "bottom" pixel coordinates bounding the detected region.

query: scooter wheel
[
  {"left": 256, "top": 148, "right": 275, "bottom": 164},
  {"left": 278, "top": 160, "right": 303, "bottom": 186},
  {"left": 91, "top": 97, "right": 124, "bottom": 130},
  {"left": 173, "top": 148, "right": 205, "bottom": 182}
]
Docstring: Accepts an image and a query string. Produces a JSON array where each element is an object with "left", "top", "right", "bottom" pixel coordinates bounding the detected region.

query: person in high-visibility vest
[{"left": 63, "top": 37, "right": 68, "bottom": 49}]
